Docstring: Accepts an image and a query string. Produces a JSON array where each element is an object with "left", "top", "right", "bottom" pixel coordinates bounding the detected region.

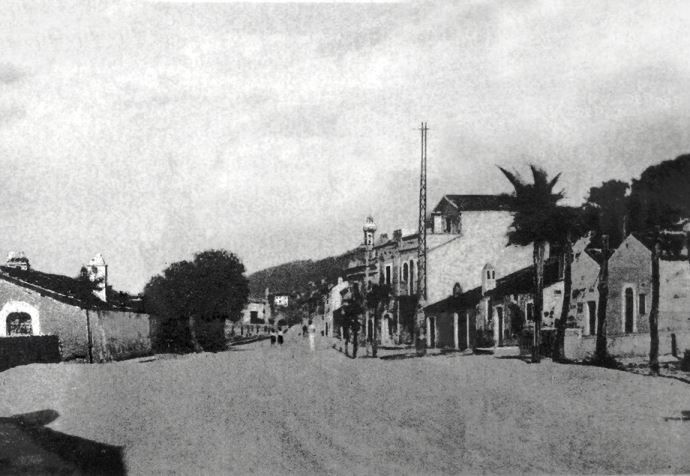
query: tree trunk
[
  {"left": 352, "top": 327, "right": 358, "bottom": 358},
  {"left": 532, "top": 240, "right": 546, "bottom": 363},
  {"left": 595, "top": 235, "right": 609, "bottom": 361},
  {"left": 649, "top": 237, "right": 661, "bottom": 375},
  {"left": 554, "top": 235, "right": 573, "bottom": 362},
  {"left": 372, "top": 304, "right": 378, "bottom": 358},
  {"left": 85, "top": 308, "right": 94, "bottom": 364},
  {"left": 189, "top": 314, "right": 203, "bottom": 353}
]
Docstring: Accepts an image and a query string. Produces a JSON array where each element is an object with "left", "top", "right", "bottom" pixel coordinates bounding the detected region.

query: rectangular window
[
  {"left": 639, "top": 294, "right": 646, "bottom": 315},
  {"left": 385, "top": 265, "right": 392, "bottom": 285},
  {"left": 526, "top": 302, "right": 534, "bottom": 321}
]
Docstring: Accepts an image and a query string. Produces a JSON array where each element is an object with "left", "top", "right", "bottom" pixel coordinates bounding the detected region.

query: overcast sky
[{"left": 1, "top": 0, "right": 689, "bottom": 292}]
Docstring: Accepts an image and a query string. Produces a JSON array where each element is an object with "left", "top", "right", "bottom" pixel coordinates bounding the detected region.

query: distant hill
[{"left": 247, "top": 249, "right": 358, "bottom": 297}]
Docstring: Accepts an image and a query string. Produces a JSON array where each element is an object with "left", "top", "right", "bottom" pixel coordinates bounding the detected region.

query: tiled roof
[
  {"left": 583, "top": 248, "right": 613, "bottom": 265},
  {"left": 488, "top": 259, "right": 561, "bottom": 299},
  {"left": 425, "top": 259, "right": 562, "bottom": 313},
  {"left": 425, "top": 287, "right": 483, "bottom": 313},
  {"left": 441, "top": 195, "right": 516, "bottom": 212},
  {"left": 0, "top": 266, "right": 138, "bottom": 311}
]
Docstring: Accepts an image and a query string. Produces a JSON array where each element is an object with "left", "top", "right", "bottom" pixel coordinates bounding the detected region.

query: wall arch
[{"left": 0, "top": 301, "right": 40, "bottom": 337}]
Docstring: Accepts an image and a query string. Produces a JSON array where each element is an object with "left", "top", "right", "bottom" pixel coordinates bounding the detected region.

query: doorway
[
  {"left": 624, "top": 288, "right": 634, "bottom": 333},
  {"left": 587, "top": 301, "right": 596, "bottom": 335},
  {"left": 497, "top": 307, "right": 504, "bottom": 347}
]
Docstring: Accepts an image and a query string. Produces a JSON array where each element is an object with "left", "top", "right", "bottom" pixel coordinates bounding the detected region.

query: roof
[
  {"left": 437, "top": 195, "right": 516, "bottom": 212},
  {"left": 426, "top": 259, "right": 563, "bottom": 314},
  {"left": 0, "top": 266, "right": 140, "bottom": 312},
  {"left": 488, "top": 259, "right": 562, "bottom": 299},
  {"left": 583, "top": 248, "right": 612, "bottom": 266},
  {"left": 425, "top": 287, "right": 483, "bottom": 314}
]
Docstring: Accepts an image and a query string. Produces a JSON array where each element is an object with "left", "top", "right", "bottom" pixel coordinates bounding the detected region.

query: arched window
[
  {"left": 6, "top": 312, "right": 32, "bottom": 335},
  {"left": 402, "top": 262, "right": 409, "bottom": 282},
  {"left": 0, "top": 301, "right": 40, "bottom": 337},
  {"left": 409, "top": 259, "right": 415, "bottom": 294}
]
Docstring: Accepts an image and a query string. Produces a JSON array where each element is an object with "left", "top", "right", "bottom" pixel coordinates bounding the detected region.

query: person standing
[
  {"left": 308, "top": 320, "right": 316, "bottom": 352},
  {"left": 270, "top": 328, "right": 276, "bottom": 346},
  {"left": 277, "top": 327, "right": 284, "bottom": 346}
]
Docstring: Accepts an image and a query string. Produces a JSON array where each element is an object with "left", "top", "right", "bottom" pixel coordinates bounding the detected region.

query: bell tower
[
  {"left": 363, "top": 215, "right": 377, "bottom": 248},
  {"left": 87, "top": 253, "right": 108, "bottom": 302}
]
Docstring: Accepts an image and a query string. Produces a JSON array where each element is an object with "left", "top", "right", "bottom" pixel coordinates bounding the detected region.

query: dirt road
[{"left": 1, "top": 328, "right": 689, "bottom": 474}]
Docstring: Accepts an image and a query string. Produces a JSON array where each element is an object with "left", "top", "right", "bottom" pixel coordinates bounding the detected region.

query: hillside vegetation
[{"left": 248, "top": 250, "right": 357, "bottom": 297}]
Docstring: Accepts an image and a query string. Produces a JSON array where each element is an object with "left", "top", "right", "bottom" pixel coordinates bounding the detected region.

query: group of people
[
  {"left": 268, "top": 320, "right": 319, "bottom": 351},
  {"left": 269, "top": 327, "right": 284, "bottom": 346},
  {"left": 302, "top": 320, "right": 317, "bottom": 352}
]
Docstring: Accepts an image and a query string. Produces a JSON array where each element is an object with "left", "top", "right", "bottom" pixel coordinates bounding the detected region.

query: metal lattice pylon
[{"left": 417, "top": 122, "right": 428, "bottom": 303}]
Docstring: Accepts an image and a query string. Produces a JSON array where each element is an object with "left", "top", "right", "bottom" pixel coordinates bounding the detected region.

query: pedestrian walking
[
  {"left": 308, "top": 319, "right": 316, "bottom": 352},
  {"left": 277, "top": 328, "right": 284, "bottom": 346},
  {"left": 302, "top": 324, "right": 308, "bottom": 337},
  {"left": 270, "top": 328, "right": 276, "bottom": 346}
]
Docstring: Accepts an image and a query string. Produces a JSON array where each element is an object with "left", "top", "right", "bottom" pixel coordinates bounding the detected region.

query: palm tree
[
  {"left": 552, "top": 207, "right": 588, "bottom": 362},
  {"left": 499, "top": 165, "right": 565, "bottom": 363}
]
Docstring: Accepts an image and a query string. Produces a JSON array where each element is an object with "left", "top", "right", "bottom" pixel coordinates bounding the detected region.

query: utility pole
[{"left": 416, "top": 122, "right": 428, "bottom": 356}]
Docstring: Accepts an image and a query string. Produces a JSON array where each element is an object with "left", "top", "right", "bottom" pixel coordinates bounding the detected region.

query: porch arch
[{"left": 0, "top": 301, "right": 40, "bottom": 337}]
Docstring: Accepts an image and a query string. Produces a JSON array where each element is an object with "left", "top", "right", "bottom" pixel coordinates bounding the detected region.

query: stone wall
[
  {"left": 0, "top": 278, "right": 151, "bottom": 361},
  {"left": 569, "top": 249, "right": 600, "bottom": 335},
  {"left": 564, "top": 328, "right": 690, "bottom": 360},
  {"left": 659, "top": 260, "right": 690, "bottom": 333},
  {"left": 90, "top": 310, "right": 152, "bottom": 362}
]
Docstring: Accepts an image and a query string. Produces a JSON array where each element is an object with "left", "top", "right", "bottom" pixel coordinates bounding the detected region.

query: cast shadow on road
[
  {"left": 0, "top": 409, "right": 125, "bottom": 475},
  {"left": 664, "top": 410, "right": 690, "bottom": 422}
]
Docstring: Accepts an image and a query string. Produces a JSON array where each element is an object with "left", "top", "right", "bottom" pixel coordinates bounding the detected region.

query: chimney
[
  {"left": 393, "top": 229, "right": 402, "bottom": 244},
  {"left": 6, "top": 251, "right": 29, "bottom": 271}
]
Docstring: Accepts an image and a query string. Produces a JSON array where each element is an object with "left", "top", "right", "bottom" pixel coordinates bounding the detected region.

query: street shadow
[
  {"left": 0, "top": 409, "right": 125, "bottom": 475},
  {"left": 495, "top": 355, "right": 530, "bottom": 361},
  {"left": 664, "top": 410, "right": 690, "bottom": 422},
  {"left": 379, "top": 353, "right": 420, "bottom": 360}
]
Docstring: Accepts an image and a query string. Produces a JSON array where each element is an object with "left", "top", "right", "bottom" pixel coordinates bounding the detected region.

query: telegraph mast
[{"left": 417, "top": 122, "right": 428, "bottom": 302}]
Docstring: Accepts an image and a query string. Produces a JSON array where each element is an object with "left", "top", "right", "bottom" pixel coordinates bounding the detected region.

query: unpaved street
[{"left": 1, "top": 329, "right": 689, "bottom": 474}]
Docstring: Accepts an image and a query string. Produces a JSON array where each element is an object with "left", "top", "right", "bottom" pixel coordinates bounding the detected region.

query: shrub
[
  {"left": 474, "top": 329, "right": 495, "bottom": 348},
  {"left": 680, "top": 350, "right": 690, "bottom": 372}
]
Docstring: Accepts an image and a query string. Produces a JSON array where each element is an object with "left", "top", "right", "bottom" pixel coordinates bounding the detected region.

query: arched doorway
[{"left": 624, "top": 287, "right": 634, "bottom": 333}]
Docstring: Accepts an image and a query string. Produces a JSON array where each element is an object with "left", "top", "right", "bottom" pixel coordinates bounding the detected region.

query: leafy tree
[
  {"left": 584, "top": 180, "right": 629, "bottom": 249},
  {"left": 627, "top": 155, "right": 690, "bottom": 234},
  {"left": 144, "top": 250, "right": 249, "bottom": 353},
  {"left": 499, "top": 165, "right": 566, "bottom": 363},
  {"left": 628, "top": 155, "right": 690, "bottom": 375}
]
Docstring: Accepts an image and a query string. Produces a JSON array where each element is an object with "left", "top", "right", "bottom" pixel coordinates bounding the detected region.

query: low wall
[
  {"left": 0, "top": 335, "right": 60, "bottom": 371},
  {"left": 565, "top": 328, "right": 690, "bottom": 360},
  {"left": 90, "top": 310, "right": 152, "bottom": 362}
]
